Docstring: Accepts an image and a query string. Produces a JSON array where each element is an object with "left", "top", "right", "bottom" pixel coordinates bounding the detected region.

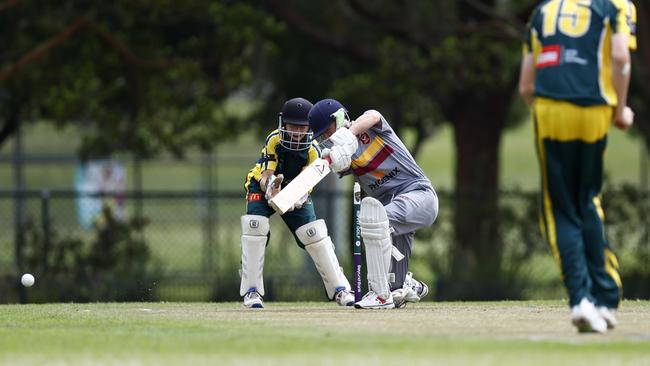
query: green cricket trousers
[{"left": 534, "top": 97, "right": 622, "bottom": 309}]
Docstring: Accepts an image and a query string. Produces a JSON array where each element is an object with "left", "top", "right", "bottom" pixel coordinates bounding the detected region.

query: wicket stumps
[{"left": 353, "top": 182, "right": 362, "bottom": 302}]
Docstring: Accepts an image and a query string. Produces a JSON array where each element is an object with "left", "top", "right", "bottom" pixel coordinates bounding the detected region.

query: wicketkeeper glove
[{"left": 264, "top": 174, "right": 283, "bottom": 200}]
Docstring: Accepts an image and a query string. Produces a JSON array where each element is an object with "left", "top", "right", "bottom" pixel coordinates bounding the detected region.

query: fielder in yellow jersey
[{"left": 519, "top": 0, "right": 635, "bottom": 333}]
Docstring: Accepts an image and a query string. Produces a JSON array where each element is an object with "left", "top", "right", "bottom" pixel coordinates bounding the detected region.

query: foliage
[
  {"left": 417, "top": 187, "right": 650, "bottom": 300},
  {"left": 23, "top": 205, "right": 162, "bottom": 302},
  {"left": 259, "top": 0, "right": 538, "bottom": 300},
  {"left": 0, "top": 0, "right": 281, "bottom": 158},
  {"left": 601, "top": 183, "right": 650, "bottom": 299},
  {"left": 3, "top": 0, "right": 649, "bottom": 303},
  {"left": 628, "top": 2, "right": 650, "bottom": 147}
]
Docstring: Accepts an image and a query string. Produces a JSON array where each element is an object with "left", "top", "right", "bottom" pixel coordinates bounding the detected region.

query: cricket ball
[
  {"left": 21, "top": 273, "right": 35, "bottom": 287},
  {"left": 621, "top": 106, "right": 634, "bottom": 128}
]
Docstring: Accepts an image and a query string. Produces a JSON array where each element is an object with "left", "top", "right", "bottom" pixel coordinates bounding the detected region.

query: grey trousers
[{"left": 384, "top": 188, "right": 438, "bottom": 290}]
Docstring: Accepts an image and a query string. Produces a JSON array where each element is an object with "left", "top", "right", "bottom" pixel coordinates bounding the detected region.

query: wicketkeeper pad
[
  {"left": 240, "top": 215, "right": 269, "bottom": 296},
  {"left": 296, "top": 219, "right": 351, "bottom": 299},
  {"left": 360, "top": 197, "right": 393, "bottom": 299}
]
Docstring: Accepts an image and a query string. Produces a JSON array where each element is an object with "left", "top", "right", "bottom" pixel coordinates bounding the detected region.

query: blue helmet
[{"left": 308, "top": 98, "right": 350, "bottom": 139}]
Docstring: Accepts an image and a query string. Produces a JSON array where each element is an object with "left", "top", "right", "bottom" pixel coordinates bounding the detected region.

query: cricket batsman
[
  {"left": 309, "top": 99, "right": 438, "bottom": 309},
  {"left": 239, "top": 97, "right": 354, "bottom": 308}
]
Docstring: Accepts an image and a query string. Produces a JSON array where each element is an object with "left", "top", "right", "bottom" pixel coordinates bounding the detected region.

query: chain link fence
[
  {"left": 1, "top": 187, "right": 648, "bottom": 303},
  {"left": 0, "top": 189, "right": 355, "bottom": 303}
]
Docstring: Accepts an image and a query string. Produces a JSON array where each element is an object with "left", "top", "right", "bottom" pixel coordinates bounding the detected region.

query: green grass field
[{"left": 1, "top": 301, "right": 649, "bottom": 365}]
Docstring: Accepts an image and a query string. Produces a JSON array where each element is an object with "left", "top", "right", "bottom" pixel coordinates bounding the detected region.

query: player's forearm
[
  {"left": 612, "top": 70, "right": 630, "bottom": 113},
  {"left": 611, "top": 33, "right": 631, "bottom": 113},
  {"left": 349, "top": 110, "right": 381, "bottom": 135},
  {"left": 518, "top": 54, "right": 536, "bottom": 105}
]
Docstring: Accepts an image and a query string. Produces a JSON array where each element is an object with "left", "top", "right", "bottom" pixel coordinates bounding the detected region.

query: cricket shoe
[
  {"left": 392, "top": 272, "right": 429, "bottom": 308},
  {"left": 334, "top": 287, "right": 355, "bottom": 307},
  {"left": 354, "top": 291, "right": 395, "bottom": 309},
  {"left": 243, "top": 288, "right": 264, "bottom": 309},
  {"left": 571, "top": 298, "right": 607, "bottom": 333},
  {"left": 598, "top": 307, "right": 618, "bottom": 329}
]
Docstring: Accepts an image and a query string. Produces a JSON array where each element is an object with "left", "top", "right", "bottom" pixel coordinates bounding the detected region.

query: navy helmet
[
  {"left": 308, "top": 98, "right": 350, "bottom": 139},
  {"left": 278, "top": 97, "right": 314, "bottom": 151}
]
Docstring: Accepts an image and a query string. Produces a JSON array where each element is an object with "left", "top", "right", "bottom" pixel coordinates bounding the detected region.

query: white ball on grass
[{"left": 21, "top": 273, "right": 35, "bottom": 287}]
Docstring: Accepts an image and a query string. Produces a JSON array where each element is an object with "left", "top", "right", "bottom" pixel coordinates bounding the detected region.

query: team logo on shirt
[
  {"left": 358, "top": 132, "right": 371, "bottom": 144},
  {"left": 564, "top": 49, "right": 587, "bottom": 65},
  {"left": 247, "top": 193, "right": 263, "bottom": 202},
  {"left": 368, "top": 167, "right": 401, "bottom": 191},
  {"left": 536, "top": 45, "right": 561, "bottom": 68}
]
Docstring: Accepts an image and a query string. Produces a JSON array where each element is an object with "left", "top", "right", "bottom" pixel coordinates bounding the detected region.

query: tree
[
  {"left": 0, "top": 0, "right": 279, "bottom": 158},
  {"left": 262, "top": 0, "right": 536, "bottom": 299},
  {"left": 629, "top": 1, "right": 650, "bottom": 147}
]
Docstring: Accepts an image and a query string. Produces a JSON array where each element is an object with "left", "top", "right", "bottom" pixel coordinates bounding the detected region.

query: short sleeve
[
  {"left": 608, "top": 0, "right": 631, "bottom": 37},
  {"left": 262, "top": 132, "right": 280, "bottom": 171},
  {"left": 523, "top": 6, "right": 541, "bottom": 55},
  {"left": 628, "top": 1, "right": 637, "bottom": 51}
]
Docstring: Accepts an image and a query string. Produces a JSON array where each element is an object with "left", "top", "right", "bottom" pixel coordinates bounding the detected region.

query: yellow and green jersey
[
  {"left": 624, "top": 0, "right": 637, "bottom": 51},
  {"left": 524, "top": 0, "right": 633, "bottom": 106},
  {"left": 244, "top": 129, "right": 321, "bottom": 192},
  {"left": 612, "top": 0, "right": 638, "bottom": 50}
]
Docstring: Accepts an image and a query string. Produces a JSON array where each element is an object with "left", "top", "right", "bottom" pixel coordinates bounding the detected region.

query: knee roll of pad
[
  {"left": 297, "top": 220, "right": 351, "bottom": 299},
  {"left": 359, "top": 197, "right": 391, "bottom": 244},
  {"left": 241, "top": 215, "right": 270, "bottom": 236},
  {"left": 361, "top": 221, "right": 391, "bottom": 240},
  {"left": 295, "top": 219, "right": 328, "bottom": 245}
]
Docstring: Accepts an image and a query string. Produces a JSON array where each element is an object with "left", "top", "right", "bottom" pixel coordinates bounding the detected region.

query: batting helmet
[
  {"left": 308, "top": 98, "right": 349, "bottom": 139},
  {"left": 278, "top": 97, "right": 314, "bottom": 151}
]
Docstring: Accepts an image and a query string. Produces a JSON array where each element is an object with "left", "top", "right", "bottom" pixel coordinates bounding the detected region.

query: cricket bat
[{"left": 268, "top": 156, "right": 331, "bottom": 214}]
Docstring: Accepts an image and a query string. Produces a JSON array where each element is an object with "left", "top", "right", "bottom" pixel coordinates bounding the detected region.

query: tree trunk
[
  {"left": 437, "top": 89, "right": 517, "bottom": 300},
  {"left": 0, "top": 100, "right": 20, "bottom": 150},
  {"left": 631, "top": 1, "right": 650, "bottom": 146}
]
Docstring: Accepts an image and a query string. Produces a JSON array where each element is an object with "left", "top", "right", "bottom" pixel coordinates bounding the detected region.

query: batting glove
[
  {"left": 287, "top": 193, "right": 309, "bottom": 212},
  {"left": 328, "top": 145, "right": 352, "bottom": 173},
  {"left": 329, "top": 127, "right": 358, "bottom": 156}
]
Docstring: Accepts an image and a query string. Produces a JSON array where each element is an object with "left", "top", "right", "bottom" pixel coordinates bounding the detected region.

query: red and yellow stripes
[{"left": 351, "top": 136, "right": 394, "bottom": 178}]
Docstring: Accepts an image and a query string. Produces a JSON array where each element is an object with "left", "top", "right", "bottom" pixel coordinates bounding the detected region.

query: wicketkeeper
[
  {"left": 239, "top": 97, "right": 354, "bottom": 308},
  {"left": 309, "top": 99, "right": 439, "bottom": 309}
]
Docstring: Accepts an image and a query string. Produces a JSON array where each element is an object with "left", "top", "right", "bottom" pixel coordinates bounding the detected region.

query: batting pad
[
  {"left": 360, "top": 197, "right": 392, "bottom": 299},
  {"left": 240, "top": 215, "right": 269, "bottom": 296},
  {"left": 297, "top": 220, "right": 351, "bottom": 299}
]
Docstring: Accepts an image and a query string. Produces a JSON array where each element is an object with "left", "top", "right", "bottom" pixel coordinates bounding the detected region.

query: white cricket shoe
[
  {"left": 354, "top": 291, "right": 395, "bottom": 309},
  {"left": 392, "top": 272, "right": 429, "bottom": 308},
  {"left": 571, "top": 298, "right": 607, "bottom": 333},
  {"left": 598, "top": 307, "right": 618, "bottom": 329},
  {"left": 243, "top": 289, "right": 264, "bottom": 309},
  {"left": 334, "top": 288, "right": 355, "bottom": 307}
]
